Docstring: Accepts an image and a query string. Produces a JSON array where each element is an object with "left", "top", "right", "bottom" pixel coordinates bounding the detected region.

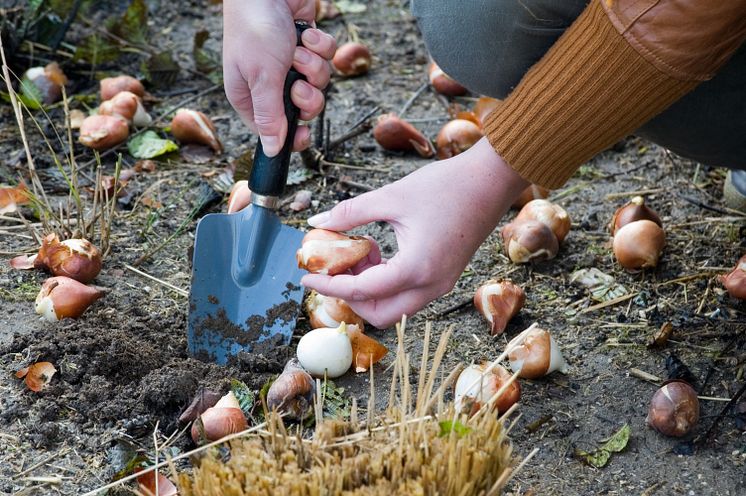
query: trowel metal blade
[{"left": 187, "top": 205, "right": 305, "bottom": 365}]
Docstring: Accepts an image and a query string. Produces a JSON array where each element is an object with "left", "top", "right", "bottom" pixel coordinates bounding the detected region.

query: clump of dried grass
[{"left": 178, "top": 318, "right": 525, "bottom": 496}]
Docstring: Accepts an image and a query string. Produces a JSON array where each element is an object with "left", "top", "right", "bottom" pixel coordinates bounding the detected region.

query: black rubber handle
[{"left": 249, "top": 21, "right": 311, "bottom": 197}]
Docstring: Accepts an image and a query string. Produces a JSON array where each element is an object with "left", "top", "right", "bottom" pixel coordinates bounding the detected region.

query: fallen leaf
[
  {"left": 438, "top": 420, "right": 472, "bottom": 438},
  {"left": 180, "top": 144, "right": 214, "bottom": 164},
  {"left": 179, "top": 389, "right": 222, "bottom": 424},
  {"left": 128, "top": 131, "right": 179, "bottom": 159},
  {"left": 134, "top": 160, "right": 157, "bottom": 173},
  {"left": 575, "top": 424, "right": 630, "bottom": 468},
  {"left": 16, "top": 361, "right": 57, "bottom": 392},
  {"left": 570, "top": 268, "right": 628, "bottom": 302},
  {"left": 136, "top": 468, "right": 178, "bottom": 496}
]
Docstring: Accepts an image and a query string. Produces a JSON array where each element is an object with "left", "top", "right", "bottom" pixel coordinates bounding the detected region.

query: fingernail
[
  {"left": 303, "top": 29, "right": 320, "bottom": 45},
  {"left": 294, "top": 48, "right": 312, "bottom": 65},
  {"left": 307, "top": 211, "right": 330, "bottom": 227},
  {"left": 294, "top": 80, "right": 313, "bottom": 99},
  {"left": 261, "top": 135, "right": 280, "bottom": 156}
]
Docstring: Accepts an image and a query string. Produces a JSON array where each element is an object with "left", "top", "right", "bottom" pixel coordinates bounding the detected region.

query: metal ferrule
[{"left": 251, "top": 192, "right": 280, "bottom": 210}]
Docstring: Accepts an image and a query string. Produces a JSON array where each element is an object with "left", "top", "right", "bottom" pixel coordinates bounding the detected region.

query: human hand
[
  {"left": 223, "top": 0, "right": 336, "bottom": 156},
  {"left": 301, "top": 138, "right": 530, "bottom": 328}
]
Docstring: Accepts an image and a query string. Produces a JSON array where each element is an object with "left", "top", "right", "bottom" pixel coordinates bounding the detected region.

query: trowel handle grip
[{"left": 249, "top": 21, "right": 312, "bottom": 198}]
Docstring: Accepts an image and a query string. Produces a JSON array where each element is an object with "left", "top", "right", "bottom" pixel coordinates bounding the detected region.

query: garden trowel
[{"left": 188, "top": 23, "right": 310, "bottom": 364}]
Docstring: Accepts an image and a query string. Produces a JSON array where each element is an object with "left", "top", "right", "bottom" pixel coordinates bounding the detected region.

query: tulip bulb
[
  {"left": 609, "top": 196, "right": 662, "bottom": 235},
  {"left": 507, "top": 326, "right": 568, "bottom": 379},
  {"left": 0, "top": 183, "right": 30, "bottom": 215},
  {"left": 33, "top": 233, "right": 102, "bottom": 283},
  {"left": 305, "top": 290, "right": 365, "bottom": 329},
  {"left": 474, "top": 280, "right": 525, "bottom": 335},
  {"left": 22, "top": 63, "right": 67, "bottom": 104},
  {"left": 296, "top": 229, "right": 372, "bottom": 275},
  {"left": 79, "top": 115, "right": 129, "bottom": 150},
  {"left": 346, "top": 324, "right": 387, "bottom": 372},
  {"left": 428, "top": 62, "right": 467, "bottom": 96},
  {"left": 98, "top": 91, "right": 152, "bottom": 127},
  {"left": 512, "top": 184, "right": 550, "bottom": 209},
  {"left": 190, "top": 391, "right": 248, "bottom": 444},
  {"left": 646, "top": 380, "right": 699, "bottom": 437},
  {"left": 315, "top": 0, "right": 340, "bottom": 21},
  {"left": 227, "top": 180, "right": 251, "bottom": 213},
  {"left": 297, "top": 322, "right": 353, "bottom": 378},
  {"left": 454, "top": 363, "right": 521, "bottom": 415},
  {"left": 612, "top": 220, "right": 665, "bottom": 270},
  {"left": 171, "top": 109, "right": 223, "bottom": 153},
  {"left": 332, "top": 42, "right": 371, "bottom": 77},
  {"left": 515, "top": 199, "right": 571, "bottom": 244},
  {"left": 473, "top": 97, "right": 500, "bottom": 127},
  {"left": 267, "top": 359, "right": 316, "bottom": 421},
  {"left": 373, "top": 113, "right": 435, "bottom": 158},
  {"left": 35, "top": 276, "right": 105, "bottom": 322},
  {"left": 501, "top": 219, "right": 559, "bottom": 264},
  {"left": 719, "top": 254, "right": 746, "bottom": 300},
  {"left": 435, "top": 119, "right": 483, "bottom": 159},
  {"left": 100, "top": 75, "right": 145, "bottom": 101}
]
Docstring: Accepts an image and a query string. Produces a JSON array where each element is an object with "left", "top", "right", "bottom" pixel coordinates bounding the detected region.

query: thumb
[
  {"left": 250, "top": 70, "right": 288, "bottom": 157},
  {"left": 307, "top": 189, "right": 393, "bottom": 231}
]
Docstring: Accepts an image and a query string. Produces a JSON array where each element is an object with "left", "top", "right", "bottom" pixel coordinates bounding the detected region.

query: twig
[
  {"left": 677, "top": 193, "right": 745, "bottom": 217},
  {"left": 579, "top": 292, "right": 639, "bottom": 314},
  {"left": 604, "top": 188, "right": 664, "bottom": 200},
  {"left": 629, "top": 368, "right": 661, "bottom": 384},
  {"left": 695, "top": 380, "right": 746, "bottom": 446},
  {"left": 15, "top": 448, "right": 71, "bottom": 479},
  {"left": 123, "top": 264, "right": 189, "bottom": 297},
  {"left": 489, "top": 447, "right": 540, "bottom": 495},
  {"left": 433, "top": 298, "right": 473, "bottom": 318},
  {"left": 398, "top": 82, "right": 429, "bottom": 118},
  {"left": 338, "top": 178, "right": 374, "bottom": 191}
]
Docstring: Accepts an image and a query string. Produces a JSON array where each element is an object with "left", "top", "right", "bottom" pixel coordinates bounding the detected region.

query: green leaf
[
  {"left": 193, "top": 29, "right": 222, "bottom": 82},
  {"left": 73, "top": 33, "right": 120, "bottom": 65},
  {"left": 19, "top": 75, "right": 44, "bottom": 110},
  {"left": 438, "top": 420, "right": 472, "bottom": 438},
  {"left": 230, "top": 379, "right": 255, "bottom": 417},
  {"left": 321, "top": 379, "right": 350, "bottom": 420},
  {"left": 575, "top": 424, "right": 630, "bottom": 468},
  {"left": 140, "top": 50, "right": 180, "bottom": 88},
  {"left": 111, "top": 0, "right": 148, "bottom": 46},
  {"left": 127, "top": 131, "right": 178, "bottom": 159},
  {"left": 335, "top": 0, "right": 367, "bottom": 14}
]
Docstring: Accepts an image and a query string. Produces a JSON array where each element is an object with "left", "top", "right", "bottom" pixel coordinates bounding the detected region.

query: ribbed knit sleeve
[{"left": 482, "top": 0, "right": 699, "bottom": 189}]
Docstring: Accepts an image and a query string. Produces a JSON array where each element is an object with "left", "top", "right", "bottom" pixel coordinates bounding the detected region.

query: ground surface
[{"left": 1, "top": 1, "right": 745, "bottom": 495}]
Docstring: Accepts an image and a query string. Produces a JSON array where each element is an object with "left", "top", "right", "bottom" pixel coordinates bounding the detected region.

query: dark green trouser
[{"left": 412, "top": 0, "right": 746, "bottom": 171}]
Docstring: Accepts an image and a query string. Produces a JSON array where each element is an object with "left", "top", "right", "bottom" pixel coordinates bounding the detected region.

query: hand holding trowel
[{"left": 188, "top": 22, "right": 312, "bottom": 364}]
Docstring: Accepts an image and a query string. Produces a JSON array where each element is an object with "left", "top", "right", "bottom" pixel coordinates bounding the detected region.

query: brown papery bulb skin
[
  {"left": 305, "top": 290, "right": 365, "bottom": 329},
  {"left": 515, "top": 199, "right": 571, "bottom": 244},
  {"left": 347, "top": 324, "right": 388, "bottom": 372},
  {"left": 267, "top": 359, "right": 316, "bottom": 421},
  {"left": 473, "top": 280, "right": 525, "bottom": 335},
  {"left": 23, "top": 63, "right": 67, "bottom": 104},
  {"left": 35, "top": 276, "right": 105, "bottom": 322},
  {"left": 501, "top": 219, "right": 559, "bottom": 264},
  {"left": 100, "top": 75, "right": 145, "bottom": 101},
  {"left": 720, "top": 254, "right": 746, "bottom": 300},
  {"left": 332, "top": 42, "right": 371, "bottom": 77},
  {"left": 98, "top": 91, "right": 151, "bottom": 127},
  {"left": 171, "top": 109, "right": 223, "bottom": 153},
  {"left": 454, "top": 363, "right": 521, "bottom": 415},
  {"left": 373, "top": 113, "right": 435, "bottom": 158},
  {"left": 428, "top": 62, "right": 467, "bottom": 96},
  {"left": 435, "top": 119, "right": 483, "bottom": 160},
  {"left": 473, "top": 97, "right": 501, "bottom": 127},
  {"left": 609, "top": 196, "right": 662, "bottom": 235},
  {"left": 35, "top": 233, "right": 102, "bottom": 283},
  {"left": 79, "top": 115, "right": 129, "bottom": 150},
  {"left": 191, "top": 392, "right": 248, "bottom": 444},
  {"left": 646, "top": 380, "right": 700, "bottom": 437},
  {"left": 512, "top": 184, "right": 550, "bottom": 209},
  {"left": 296, "top": 229, "right": 372, "bottom": 275},
  {"left": 612, "top": 220, "right": 665, "bottom": 270}
]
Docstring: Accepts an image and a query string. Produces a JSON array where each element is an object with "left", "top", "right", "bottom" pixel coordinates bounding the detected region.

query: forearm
[{"left": 483, "top": 0, "right": 746, "bottom": 189}]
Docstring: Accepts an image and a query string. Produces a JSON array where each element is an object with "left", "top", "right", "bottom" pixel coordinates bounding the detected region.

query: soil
[{"left": 1, "top": 1, "right": 745, "bottom": 495}]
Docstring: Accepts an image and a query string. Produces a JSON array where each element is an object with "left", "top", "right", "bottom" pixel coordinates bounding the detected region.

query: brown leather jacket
[{"left": 603, "top": 0, "right": 746, "bottom": 81}]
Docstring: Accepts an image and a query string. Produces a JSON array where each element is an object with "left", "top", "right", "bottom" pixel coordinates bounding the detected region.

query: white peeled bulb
[
  {"left": 297, "top": 322, "right": 353, "bottom": 378},
  {"left": 507, "top": 325, "right": 568, "bottom": 379}
]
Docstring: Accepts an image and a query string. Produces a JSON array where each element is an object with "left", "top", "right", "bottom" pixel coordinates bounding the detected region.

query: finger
[
  {"left": 306, "top": 187, "right": 395, "bottom": 230},
  {"left": 349, "top": 237, "right": 382, "bottom": 274},
  {"left": 301, "top": 29, "right": 337, "bottom": 60},
  {"left": 293, "top": 47, "right": 331, "bottom": 89},
  {"left": 348, "top": 288, "right": 431, "bottom": 329},
  {"left": 223, "top": 67, "right": 257, "bottom": 134},
  {"left": 291, "top": 125, "right": 312, "bottom": 152},
  {"left": 301, "top": 255, "right": 409, "bottom": 302},
  {"left": 290, "top": 80, "right": 325, "bottom": 120},
  {"left": 248, "top": 68, "right": 288, "bottom": 157}
]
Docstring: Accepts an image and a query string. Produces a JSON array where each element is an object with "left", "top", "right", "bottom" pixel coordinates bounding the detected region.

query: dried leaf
[
  {"left": 575, "top": 424, "right": 630, "bottom": 468},
  {"left": 111, "top": 0, "right": 149, "bottom": 46},
  {"left": 570, "top": 268, "right": 628, "bottom": 302},
  {"left": 193, "top": 29, "right": 221, "bottom": 81},
  {"left": 128, "top": 131, "right": 178, "bottom": 159},
  {"left": 16, "top": 361, "right": 57, "bottom": 392},
  {"left": 140, "top": 51, "right": 180, "bottom": 89},
  {"left": 136, "top": 468, "right": 178, "bottom": 496},
  {"left": 134, "top": 160, "right": 157, "bottom": 173},
  {"left": 648, "top": 322, "right": 673, "bottom": 349},
  {"left": 179, "top": 389, "right": 221, "bottom": 424},
  {"left": 438, "top": 420, "right": 472, "bottom": 438}
]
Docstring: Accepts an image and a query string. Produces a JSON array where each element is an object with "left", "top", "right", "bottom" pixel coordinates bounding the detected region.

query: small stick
[
  {"left": 629, "top": 368, "right": 661, "bottom": 384},
  {"left": 434, "top": 298, "right": 473, "bottom": 318},
  {"left": 579, "top": 292, "right": 639, "bottom": 314},
  {"left": 604, "top": 188, "right": 664, "bottom": 200},
  {"left": 488, "top": 447, "right": 540, "bottom": 495},
  {"left": 696, "top": 380, "right": 746, "bottom": 445},
  {"left": 327, "top": 106, "right": 380, "bottom": 151},
  {"left": 15, "top": 448, "right": 71, "bottom": 479},
  {"left": 677, "top": 193, "right": 745, "bottom": 217},
  {"left": 338, "top": 178, "right": 374, "bottom": 191},
  {"left": 123, "top": 264, "right": 188, "bottom": 297}
]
